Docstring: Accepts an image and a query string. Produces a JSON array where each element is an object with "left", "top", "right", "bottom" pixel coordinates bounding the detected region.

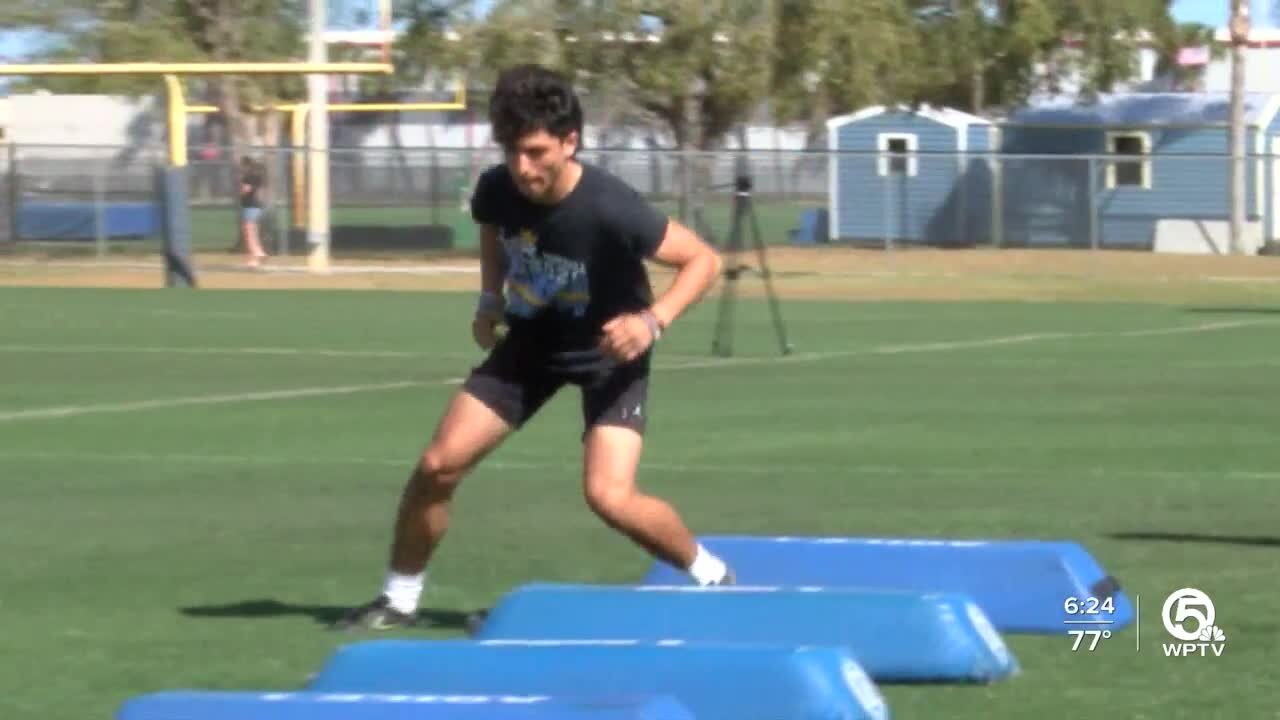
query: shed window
[
  {"left": 1106, "top": 132, "right": 1151, "bottom": 189},
  {"left": 878, "top": 133, "right": 918, "bottom": 177}
]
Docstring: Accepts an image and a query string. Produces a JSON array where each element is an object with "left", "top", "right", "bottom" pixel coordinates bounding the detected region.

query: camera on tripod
[{"left": 692, "top": 171, "right": 792, "bottom": 358}]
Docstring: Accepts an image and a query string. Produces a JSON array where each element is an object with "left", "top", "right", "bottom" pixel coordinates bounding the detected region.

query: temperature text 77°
[{"left": 1070, "top": 630, "right": 1112, "bottom": 651}]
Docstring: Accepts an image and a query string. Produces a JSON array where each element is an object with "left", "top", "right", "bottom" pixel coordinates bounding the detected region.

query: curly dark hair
[{"left": 489, "top": 64, "right": 584, "bottom": 152}]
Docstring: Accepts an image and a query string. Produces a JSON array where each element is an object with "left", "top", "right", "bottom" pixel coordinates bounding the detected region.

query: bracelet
[
  {"left": 640, "top": 309, "right": 664, "bottom": 342},
  {"left": 476, "top": 291, "right": 505, "bottom": 316}
]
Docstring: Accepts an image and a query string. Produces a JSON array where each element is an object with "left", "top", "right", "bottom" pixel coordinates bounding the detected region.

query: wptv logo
[{"left": 1160, "top": 588, "right": 1226, "bottom": 658}]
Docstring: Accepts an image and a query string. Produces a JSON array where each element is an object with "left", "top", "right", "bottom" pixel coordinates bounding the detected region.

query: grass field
[{"left": 2, "top": 266, "right": 1279, "bottom": 719}]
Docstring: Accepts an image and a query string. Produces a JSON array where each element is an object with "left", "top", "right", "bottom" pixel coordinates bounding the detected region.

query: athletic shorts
[{"left": 461, "top": 334, "right": 650, "bottom": 436}]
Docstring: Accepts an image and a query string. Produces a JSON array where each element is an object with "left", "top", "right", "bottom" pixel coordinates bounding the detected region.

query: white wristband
[{"left": 640, "top": 310, "right": 663, "bottom": 341}]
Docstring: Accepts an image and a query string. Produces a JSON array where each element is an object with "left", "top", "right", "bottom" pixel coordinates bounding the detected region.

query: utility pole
[{"left": 1229, "top": 0, "right": 1249, "bottom": 255}]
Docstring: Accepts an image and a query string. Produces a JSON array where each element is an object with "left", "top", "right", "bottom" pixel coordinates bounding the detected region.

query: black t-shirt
[
  {"left": 240, "top": 167, "right": 264, "bottom": 208},
  {"left": 470, "top": 161, "right": 669, "bottom": 372}
]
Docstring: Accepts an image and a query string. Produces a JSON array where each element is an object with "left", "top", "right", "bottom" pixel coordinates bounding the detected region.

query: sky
[
  {"left": 1171, "top": 0, "right": 1274, "bottom": 27},
  {"left": 0, "top": 1, "right": 1274, "bottom": 62}
]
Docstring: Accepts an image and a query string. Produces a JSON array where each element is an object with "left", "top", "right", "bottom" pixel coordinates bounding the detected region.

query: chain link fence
[
  {"left": 0, "top": 143, "right": 168, "bottom": 254},
  {"left": 1, "top": 143, "right": 1269, "bottom": 257}
]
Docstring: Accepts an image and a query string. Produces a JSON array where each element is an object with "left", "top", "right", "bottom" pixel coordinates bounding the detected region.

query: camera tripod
[{"left": 693, "top": 175, "right": 792, "bottom": 357}]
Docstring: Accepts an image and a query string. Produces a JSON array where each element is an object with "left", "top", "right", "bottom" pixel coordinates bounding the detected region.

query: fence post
[
  {"left": 679, "top": 146, "right": 693, "bottom": 224},
  {"left": 990, "top": 150, "right": 1003, "bottom": 248},
  {"left": 273, "top": 149, "right": 289, "bottom": 256},
  {"left": 429, "top": 148, "right": 441, "bottom": 227},
  {"left": 1088, "top": 156, "right": 1099, "bottom": 251},
  {"left": 93, "top": 161, "right": 107, "bottom": 257},
  {"left": 957, "top": 149, "right": 968, "bottom": 247},
  {"left": 6, "top": 143, "right": 17, "bottom": 243},
  {"left": 1270, "top": 141, "right": 1277, "bottom": 249},
  {"left": 881, "top": 155, "right": 891, "bottom": 252}
]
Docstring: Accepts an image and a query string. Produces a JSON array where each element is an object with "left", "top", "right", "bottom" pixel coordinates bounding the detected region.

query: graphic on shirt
[{"left": 502, "top": 228, "right": 590, "bottom": 318}]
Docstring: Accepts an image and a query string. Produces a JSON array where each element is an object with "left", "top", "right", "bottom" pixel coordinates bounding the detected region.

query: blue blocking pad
[
  {"left": 640, "top": 536, "right": 1133, "bottom": 634},
  {"left": 116, "top": 691, "right": 693, "bottom": 720},
  {"left": 472, "top": 583, "right": 1018, "bottom": 683},
  {"left": 307, "top": 639, "right": 890, "bottom": 720}
]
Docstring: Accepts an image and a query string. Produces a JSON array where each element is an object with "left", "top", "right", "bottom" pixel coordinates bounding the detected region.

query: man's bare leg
[
  {"left": 581, "top": 425, "right": 732, "bottom": 585},
  {"left": 335, "top": 389, "right": 511, "bottom": 629},
  {"left": 391, "top": 388, "right": 512, "bottom": 570}
]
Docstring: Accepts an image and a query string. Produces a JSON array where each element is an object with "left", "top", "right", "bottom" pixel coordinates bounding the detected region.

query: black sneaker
[{"left": 331, "top": 595, "right": 416, "bottom": 631}]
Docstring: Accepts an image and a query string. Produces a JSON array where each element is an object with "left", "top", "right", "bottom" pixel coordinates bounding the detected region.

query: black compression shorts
[{"left": 461, "top": 333, "right": 650, "bottom": 436}]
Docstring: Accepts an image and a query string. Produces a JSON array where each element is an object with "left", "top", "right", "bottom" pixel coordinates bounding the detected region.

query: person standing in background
[{"left": 239, "top": 156, "right": 269, "bottom": 268}]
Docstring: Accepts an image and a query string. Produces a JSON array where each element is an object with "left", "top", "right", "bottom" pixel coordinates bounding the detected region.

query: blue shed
[
  {"left": 826, "top": 105, "right": 996, "bottom": 245},
  {"left": 998, "top": 92, "right": 1280, "bottom": 251}
]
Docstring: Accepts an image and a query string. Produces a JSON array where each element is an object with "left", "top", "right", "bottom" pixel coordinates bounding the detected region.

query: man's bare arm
[
  {"left": 647, "top": 219, "right": 722, "bottom": 329},
  {"left": 472, "top": 224, "right": 508, "bottom": 350},
  {"left": 478, "top": 224, "right": 507, "bottom": 297}
]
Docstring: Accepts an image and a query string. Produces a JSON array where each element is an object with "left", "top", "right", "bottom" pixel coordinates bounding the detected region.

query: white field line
[
  {"left": 124, "top": 308, "right": 258, "bottom": 319},
  {"left": 0, "top": 343, "right": 436, "bottom": 359},
  {"left": 0, "top": 258, "right": 481, "bottom": 275},
  {"left": 0, "top": 379, "right": 458, "bottom": 423},
  {"left": 3, "top": 448, "right": 1279, "bottom": 481},
  {"left": 0, "top": 304, "right": 256, "bottom": 320},
  {"left": 1206, "top": 275, "right": 1280, "bottom": 284},
  {"left": 0, "top": 318, "right": 1264, "bottom": 366},
  {"left": 656, "top": 318, "right": 1271, "bottom": 371},
  {"left": 0, "top": 319, "right": 1268, "bottom": 423},
  {"left": 9, "top": 256, "right": 1280, "bottom": 284},
  {"left": 0, "top": 344, "right": 721, "bottom": 363}
]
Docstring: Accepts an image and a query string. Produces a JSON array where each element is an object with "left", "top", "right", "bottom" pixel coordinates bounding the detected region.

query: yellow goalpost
[
  {"left": 1, "top": 0, "right": 471, "bottom": 278},
  {"left": 0, "top": 61, "right": 395, "bottom": 166},
  {"left": 0, "top": 60, "right": 393, "bottom": 280},
  {"left": 183, "top": 76, "right": 468, "bottom": 235}
]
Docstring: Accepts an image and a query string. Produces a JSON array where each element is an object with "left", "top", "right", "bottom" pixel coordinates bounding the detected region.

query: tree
[
  {"left": 3, "top": 1, "right": 205, "bottom": 95},
  {"left": 902, "top": 0, "right": 1181, "bottom": 115},
  {"left": 1052, "top": 1, "right": 1151, "bottom": 94},
  {"left": 908, "top": 0, "right": 1058, "bottom": 114},
  {"left": 772, "top": 0, "right": 921, "bottom": 123},
  {"left": 388, "top": 0, "right": 476, "bottom": 97},
  {"left": 0, "top": 1, "right": 66, "bottom": 31},
  {"left": 10, "top": 0, "right": 304, "bottom": 153},
  {"left": 442, "top": 0, "right": 779, "bottom": 153},
  {"left": 444, "top": 0, "right": 816, "bottom": 218},
  {"left": 596, "top": 0, "right": 774, "bottom": 221},
  {"left": 1148, "top": 20, "right": 1221, "bottom": 91},
  {"left": 177, "top": 0, "right": 305, "bottom": 173}
]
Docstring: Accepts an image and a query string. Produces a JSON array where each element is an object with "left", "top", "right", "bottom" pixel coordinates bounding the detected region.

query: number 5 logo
[{"left": 1162, "top": 588, "right": 1215, "bottom": 642}]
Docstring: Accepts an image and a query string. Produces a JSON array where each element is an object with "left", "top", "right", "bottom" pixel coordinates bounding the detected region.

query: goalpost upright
[{"left": 307, "top": 0, "right": 331, "bottom": 272}]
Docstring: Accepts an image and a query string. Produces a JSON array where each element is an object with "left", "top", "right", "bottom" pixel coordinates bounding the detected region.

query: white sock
[
  {"left": 382, "top": 571, "right": 425, "bottom": 614},
  {"left": 686, "top": 544, "right": 728, "bottom": 586}
]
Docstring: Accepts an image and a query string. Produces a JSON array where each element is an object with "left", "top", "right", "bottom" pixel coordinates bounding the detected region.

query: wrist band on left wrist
[
  {"left": 640, "top": 309, "right": 663, "bottom": 341},
  {"left": 476, "top": 291, "right": 505, "bottom": 316}
]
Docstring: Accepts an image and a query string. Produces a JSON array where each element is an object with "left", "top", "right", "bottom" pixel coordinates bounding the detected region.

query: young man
[{"left": 334, "top": 64, "right": 733, "bottom": 630}]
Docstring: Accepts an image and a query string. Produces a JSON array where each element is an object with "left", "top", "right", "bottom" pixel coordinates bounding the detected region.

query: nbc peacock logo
[{"left": 1161, "top": 588, "right": 1226, "bottom": 658}]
